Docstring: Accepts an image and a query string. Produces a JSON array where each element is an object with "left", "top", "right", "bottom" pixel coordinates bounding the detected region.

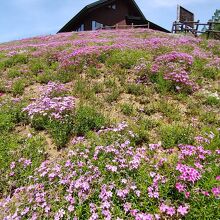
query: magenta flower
[
  {"left": 216, "top": 176, "right": 220, "bottom": 181},
  {"left": 212, "top": 187, "right": 220, "bottom": 197},
  {"left": 105, "top": 165, "right": 118, "bottom": 172},
  {"left": 177, "top": 205, "right": 189, "bottom": 216},
  {"left": 175, "top": 182, "right": 186, "bottom": 193},
  {"left": 176, "top": 163, "right": 201, "bottom": 183}
]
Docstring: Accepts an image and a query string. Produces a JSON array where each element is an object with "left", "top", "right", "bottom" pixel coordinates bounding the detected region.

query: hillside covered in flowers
[{"left": 0, "top": 29, "right": 219, "bottom": 219}]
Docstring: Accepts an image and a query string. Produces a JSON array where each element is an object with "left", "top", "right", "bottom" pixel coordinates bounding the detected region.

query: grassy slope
[{"left": 0, "top": 29, "right": 219, "bottom": 219}]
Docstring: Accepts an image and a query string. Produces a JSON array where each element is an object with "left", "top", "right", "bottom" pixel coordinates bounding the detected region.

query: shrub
[
  {"left": 2, "top": 54, "right": 28, "bottom": 68},
  {"left": 0, "top": 134, "right": 46, "bottom": 196},
  {"left": 120, "top": 103, "right": 134, "bottom": 116},
  {"left": 160, "top": 123, "right": 195, "bottom": 148},
  {"left": 74, "top": 105, "right": 107, "bottom": 136},
  {"left": 151, "top": 51, "right": 197, "bottom": 92},
  {"left": 0, "top": 113, "right": 15, "bottom": 132},
  {"left": 200, "top": 112, "right": 219, "bottom": 126},
  {"left": 105, "top": 89, "right": 121, "bottom": 103},
  {"left": 202, "top": 68, "right": 220, "bottom": 80},
  {"left": 0, "top": 100, "right": 27, "bottom": 132},
  {"left": 36, "top": 71, "right": 55, "bottom": 83},
  {"left": 23, "top": 82, "right": 75, "bottom": 147},
  {"left": 149, "top": 72, "right": 173, "bottom": 94},
  {"left": 7, "top": 69, "right": 22, "bottom": 78},
  {"left": 156, "top": 100, "right": 181, "bottom": 121},
  {"left": 92, "top": 82, "right": 105, "bottom": 94},
  {"left": 46, "top": 117, "right": 74, "bottom": 148},
  {"left": 29, "top": 59, "right": 46, "bottom": 74},
  {"left": 55, "top": 70, "right": 78, "bottom": 83},
  {"left": 11, "top": 78, "right": 27, "bottom": 96},
  {"left": 73, "top": 78, "right": 95, "bottom": 99},
  {"left": 87, "top": 67, "right": 101, "bottom": 78},
  {"left": 204, "top": 96, "right": 220, "bottom": 106},
  {"left": 104, "top": 78, "right": 117, "bottom": 88},
  {"left": 126, "top": 83, "right": 146, "bottom": 96},
  {"left": 106, "top": 50, "right": 150, "bottom": 69}
]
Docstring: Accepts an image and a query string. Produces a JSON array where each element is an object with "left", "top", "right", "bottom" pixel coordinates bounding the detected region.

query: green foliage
[
  {"left": 137, "top": 117, "right": 160, "bottom": 130},
  {"left": 202, "top": 68, "right": 220, "bottom": 80},
  {"left": 2, "top": 54, "right": 28, "bottom": 68},
  {"left": 46, "top": 117, "right": 74, "bottom": 148},
  {"left": 29, "top": 59, "right": 46, "bottom": 74},
  {"left": 11, "top": 78, "right": 27, "bottom": 96},
  {"left": 31, "top": 115, "right": 74, "bottom": 148},
  {"left": 0, "top": 113, "right": 15, "bottom": 132},
  {"left": 36, "top": 71, "right": 55, "bottom": 83},
  {"left": 120, "top": 103, "right": 134, "bottom": 116},
  {"left": 0, "top": 101, "right": 27, "bottom": 132},
  {"left": 73, "top": 78, "right": 95, "bottom": 99},
  {"left": 192, "top": 57, "right": 220, "bottom": 80},
  {"left": 149, "top": 72, "right": 173, "bottom": 94},
  {"left": 74, "top": 105, "right": 107, "bottom": 136},
  {"left": 92, "top": 82, "right": 105, "bottom": 94},
  {"left": 104, "top": 78, "right": 117, "bottom": 88},
  {"left": 126, "top": 83, "right": 146, "bottom": 96},
  {"left": 200, "top": 111, "right": 219, "bottom": 126},
  {"left": 7, "top": 69, "right": 22, "bottom": 78},
  {"left": 106, "top": 50, "right": 150, "bottom": 69},
  {"left": 55, "top": 70, "right": 77, "bottom": 83},
  {"left": 87, "top": 67, "right": 101, "bottom": 78},
  {"left": 0, "top": 134, "right": 46, "bottom": 196},
  {"left": 160, "top": 123, "right": 195, "bottom": 148},
  {"left": 156, "top": 100, "right": 181, "bottom": 121},
  {"left": 105, "top": 88, "right": 121, "bottom": 103},
  {"left": 133, "top": 129, "right": 149, "bottom": 146},
  {"left": 204, "top": 96, "right": 220, "bottom": 106}
]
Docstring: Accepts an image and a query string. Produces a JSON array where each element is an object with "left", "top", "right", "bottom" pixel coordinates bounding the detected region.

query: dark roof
[
  {"left": 58, "top": 0, "right": 170, "bottom": 33},
  {"left": 58, "top": 0, "right": 115, "bottom": 33}
]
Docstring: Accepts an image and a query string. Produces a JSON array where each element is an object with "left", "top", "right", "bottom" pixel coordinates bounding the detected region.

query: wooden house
[{"left": 58, "top": 0, "right": 169, "bottom": 33}]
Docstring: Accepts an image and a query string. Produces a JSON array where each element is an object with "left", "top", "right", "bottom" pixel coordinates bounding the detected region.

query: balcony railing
[{"left": 172, "top": 20, "right": 220, "bottom": 39}]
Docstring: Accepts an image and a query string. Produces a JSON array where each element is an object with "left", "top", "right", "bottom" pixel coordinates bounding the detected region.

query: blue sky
[{"left": 0, "top": 0, "right": 219, "bottom": 43}]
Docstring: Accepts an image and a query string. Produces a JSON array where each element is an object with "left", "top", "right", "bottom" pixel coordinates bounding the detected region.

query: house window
[
  {"left": 92, "top": 21, "right": 104, "bottom": 30},
  {"left": 76, "top": 24, "right": 84, "bottom": 32},
  {"left": 107, "top": 4, "right": 116, "bottom": 10}
]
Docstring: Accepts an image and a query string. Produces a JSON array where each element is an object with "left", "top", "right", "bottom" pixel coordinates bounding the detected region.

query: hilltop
[{"left": 0, "top": 29, "right": 219, "bottom": 219}]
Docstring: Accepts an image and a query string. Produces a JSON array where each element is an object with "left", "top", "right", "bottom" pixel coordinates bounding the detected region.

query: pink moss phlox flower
[
  {"left": 160, "top": 203, "right": 176, "bottom": 216},
  {"left": 135, "top": 213, "right": 154, "bottom": 220},
  {"left": 175, "top": 182, "right": 186, "bottom": 193},
  {"left": 176, "top": 163, "right": 201, "bottom": 183},
  {"left": 151, "top": 51, "right": 197, "bottom": 91},
  {"left": 149, "top": 143, "right": 161, "bottom": 151},
  {"left": 10, "top": 162, "right": 16, "bottom": 170},
  {"left": 177, "top": 205, "right": 189, "bottom": 216},
  {"left": 105, "top": 165, "right": 118, "bottom": 172},
  {"left": 23, "top": 96, "right": 75, "bottom": 120},
  {"left": 184, "top": 191, "right": 190, "bottom": 199},
  {"left": 212, "top": 186, "right": 220, "bottom": 197}
]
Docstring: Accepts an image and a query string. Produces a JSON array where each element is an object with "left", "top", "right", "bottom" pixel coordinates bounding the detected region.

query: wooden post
[
  {"left": 131, "top": 23, "right": 134, "bottom": 29},
  {"left": 195, "top": 20, "right": 200, "bottom": 37},
  {"left": 147, "top": 22, "right": 150, "bottom": 29},
  {"left": 207, "top": 22, "right": 212, "bottom": 39},
  {"left": 171, "top": 21, "right": 176, "bottom": 33}
]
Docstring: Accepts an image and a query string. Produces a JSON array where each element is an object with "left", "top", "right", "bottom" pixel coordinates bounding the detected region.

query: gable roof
[{"left": 57, "top": 0, "right": 169, "bottom": 33}]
